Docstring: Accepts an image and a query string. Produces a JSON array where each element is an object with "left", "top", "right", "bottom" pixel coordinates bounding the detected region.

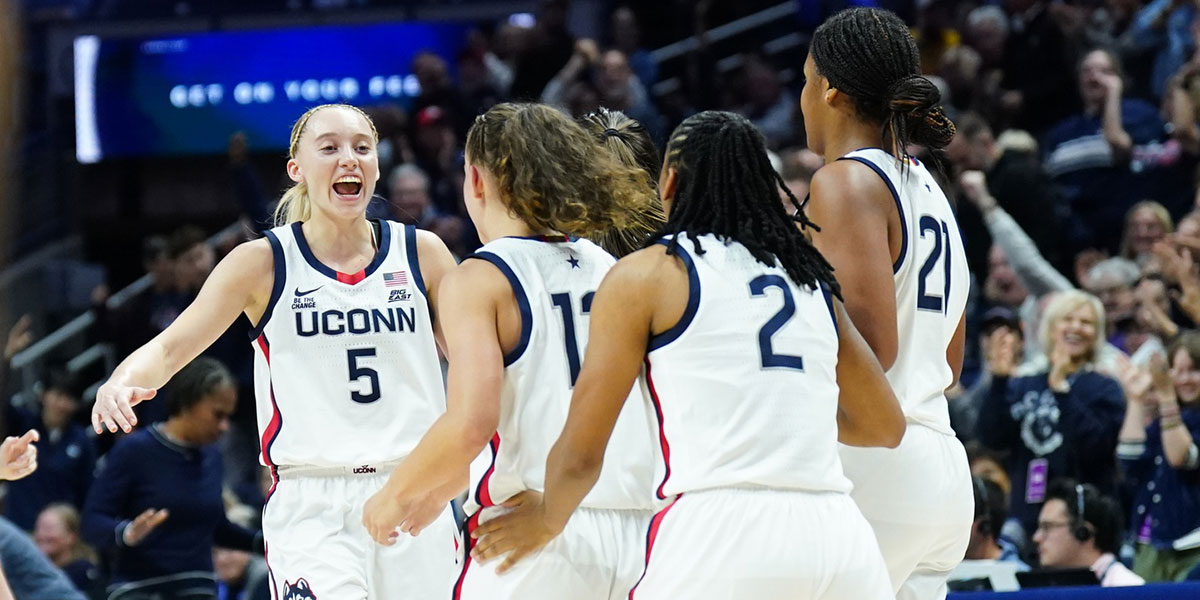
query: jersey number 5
[
  {"left": 551, "top": 291, "right": 595, "bottom": 387},
  {"left": 748, "top": 275, "right": 804, "bottom": 371},
  {"left": 347, "top": 348, "right": 381, "bottom": 404},
  {"left": 917, "top": 215, "right": 952, "bottom": 314}
]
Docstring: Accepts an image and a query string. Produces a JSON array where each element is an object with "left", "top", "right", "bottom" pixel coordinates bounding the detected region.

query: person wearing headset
[
  {"left": 1033, "top": 479, "right": 1144, "bottom": 587},
  {"left": 965, "top": 476, "right": 1029, "bottom": 570}
]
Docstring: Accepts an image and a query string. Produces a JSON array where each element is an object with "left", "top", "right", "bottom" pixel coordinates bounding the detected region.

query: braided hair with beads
[
  {"left": 651, "top": 111, "right": 841, "bottom": 299},
  {"left": 809, "top": 7, "right": 956, "bottom": 159}
]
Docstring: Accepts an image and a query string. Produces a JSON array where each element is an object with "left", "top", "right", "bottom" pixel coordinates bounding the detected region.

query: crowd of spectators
[{"left": 6, "top": 0, "right": 1200, "bottom": 595}]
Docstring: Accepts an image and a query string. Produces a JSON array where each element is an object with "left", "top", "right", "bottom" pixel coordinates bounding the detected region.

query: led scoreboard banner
[{"left": 74, "top": 22, "right": 472, "bottom": 163}]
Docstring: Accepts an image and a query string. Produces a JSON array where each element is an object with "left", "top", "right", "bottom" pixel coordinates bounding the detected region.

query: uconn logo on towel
[{"left": 284, "top": 578, "right": 317, "bottom": 599}]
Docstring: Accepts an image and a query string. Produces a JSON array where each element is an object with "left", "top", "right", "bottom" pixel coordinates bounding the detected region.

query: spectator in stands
[
  {"left": 33, "top": 503, "right": 98, "bottom": 594},
  {"left": 1122, "top": 201, "right": 1176, "bottom": 263},
  {"left": 83, "top": 357, "right": 260, "bottom": 599},
  {"left": 3, "top": 369, "right": 96, "bottom": 532},
  {"left": 1126, "top": 0, "right": 1197, "bottom": 101},
  {"left": 1034, "top": 479, "right": 1144, "bottom": 586},
  {"left": 1043, "top": 48, "right": 1166, "bottom": 256},
  {"left": 609, "top": 5, "right": 656, "bottom": 90},
  {"left": 93, "top": 235, "right": 184, "bottom": 359},
  {"left": 411, "top": 52, "right": 471, "bottom": 139},
  {"left": 1085, "top": 257, "right": 1141, "bottom": 350},
  {"left": 978, "top": 290, "right": 1126, "bottom": 539},
  {"left": 410, "top": 105, "right": 462, "bottom": 214},
  {"left": 169, "top": 226, "right": 216, "bottom": 298},
  {"left": 734, "top": 53, "right": 795, "bottom": 148},
  {"left": 1000, "top": 0, "right": 1082, "bottom": 133},
  {"left": 509, "top": 0, "right": 575, "bottom": 101},
  {"left": 954, "top": 112, "right": 1066, "bottom": 278},
  {"left": 1118, "top": 332, "right": 1200, "bottom": 582},
  {"left": 965, "top": 476, "right": 1030, "bottom": 570},
  {"left": 374, "top": 163, "right": 467, "bottom": 257},
  {"left": 0, "top": 430, "right": 86, "bottom": 600},
  {"left": 952, "top": 307, "right": 1024, "bottom": 442}
]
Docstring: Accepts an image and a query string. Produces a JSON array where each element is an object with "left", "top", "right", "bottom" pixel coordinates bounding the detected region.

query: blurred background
[{"left": 4, "top": 0, "right": 1200, "bottom": 597}]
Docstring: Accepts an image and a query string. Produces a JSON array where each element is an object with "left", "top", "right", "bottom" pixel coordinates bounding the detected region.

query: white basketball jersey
[
  {"left": 465, "top": 236, "right": 657, "bottom": 515},
  {"left": 249, "top": 220, "right": 446, "bottom": 468},
  {"left": 840, "top": 149, "right": 969, "bottom": 434},
  {"left": 643, "top": 234, "right": 851, "bottom": 498}
]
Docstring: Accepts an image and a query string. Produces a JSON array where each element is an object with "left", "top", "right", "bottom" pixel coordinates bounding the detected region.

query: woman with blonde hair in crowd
[
  {"left": 33, "top": 503, "right": 98, "bottom": 593},
  {"left": 978, "top": 290, "right": 1126, "bottom": 546},
  {"left": 1121, "top": 201, "right": 1174, "bottom": 263},
  {"left": 90, "top": 104, "right": 461, "bottom": 598}
]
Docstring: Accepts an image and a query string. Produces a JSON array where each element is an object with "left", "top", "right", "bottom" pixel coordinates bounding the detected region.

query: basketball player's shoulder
[
  {"left": 603, "top": 241, "right": 686, "bottom": 292},
  {"left": 809, "top": 158, "right": 894, "bottom": 216},
  {"left": 447, "top": 252, "right": 516, "bottom": 301},
  {"left": 217, "top": 237, "right": 275, "bottom": 281}
]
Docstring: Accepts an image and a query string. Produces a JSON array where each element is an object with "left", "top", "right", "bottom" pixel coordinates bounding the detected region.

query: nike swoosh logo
[{"left": 294, "top": 285, "right": 323, "bottom": 297}]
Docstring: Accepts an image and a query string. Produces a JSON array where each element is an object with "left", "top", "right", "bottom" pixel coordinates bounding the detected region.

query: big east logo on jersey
[
  {"left": 283, "top": 578, "right": 317, "bottom": 599},
  {"left": 388, "top": 288, "right": 411, "bottom": 303}
]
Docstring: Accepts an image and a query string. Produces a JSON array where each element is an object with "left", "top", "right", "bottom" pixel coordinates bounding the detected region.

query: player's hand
[
  {"left": 122, "top": 508, "right": 169, "bottom": 546},
  {"left": 92, "top": 381, "right": 156, "bottom": 434},
  {"left": 362, "top": 484, "right": 444, "bottom": 545},
  {"left": 0, "top": 429, "right": 38, "bottom": 481},
  {"left": 469, "top": 491, "right": 559, "bottom": 574}
]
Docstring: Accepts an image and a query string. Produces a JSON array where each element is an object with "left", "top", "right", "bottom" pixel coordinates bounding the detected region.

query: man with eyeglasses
[{"left": 1033, "top": 479, "right": 1144, "bottom": 587}]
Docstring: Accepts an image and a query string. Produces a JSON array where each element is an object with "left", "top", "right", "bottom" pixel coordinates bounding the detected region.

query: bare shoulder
[
  {"left": 217, "top": 238, "right": 274, "bottom": 281},
  {"left": 609, "top": 242, "right": 685, "bottom": 287},
  {"left": 414, "top": 228, "right": 451, "bottom": 254},
  {"left": 809, "top": 159, "right": 894, "bottom": 215},
  {"left": 445, "top": 254, "right": 513, "bottom": 298}
]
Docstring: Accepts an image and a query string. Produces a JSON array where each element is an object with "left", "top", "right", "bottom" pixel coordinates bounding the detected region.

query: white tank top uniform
[
  {"left": 455, "top": 236, "right": 658, "bottom": 600},
  {"left": 252, "top": 220, "right": 457, "bottom": 600},
  {"left": 836, "top": 149, "right": 975, "bottom": 600},
  {"left": 628, "top": 234, "right": 892, "bottom": 600}
]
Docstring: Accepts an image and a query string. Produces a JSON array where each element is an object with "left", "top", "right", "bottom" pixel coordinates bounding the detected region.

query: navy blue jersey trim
[
  {"left": 820, "top": 283, "right": 838, "bottom": 336},
  {"left": 647, "top": 239, "right": 700, "bottom": 352},
  {"left": 837, "top": 156, "right": 908, "bottom": 274},
  {"left": 290, "top": 219, "right": 392, "bottom": 283},
  {"left": 247, "top": 230, "right": 286, "bottom": 340},
  {"left": 467, "top": 251, "right": 532, "bottom": 366},
  {"left": 404, "top": 224, "right": 428, "bottom": 297}
]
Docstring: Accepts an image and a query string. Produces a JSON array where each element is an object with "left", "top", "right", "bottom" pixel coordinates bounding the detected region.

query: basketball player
[
  {"left": 470, "top": 111, "right": 904, "bottom": 599},
  {"left": 801, "top": 8, "right": 973, "bottom": 600},
  {"left": 91, "top": 104, "right": 461, "bottom": 599},
  {"left": 576, "top": 107, "right": 666, "bottom": 258},
  {"left": 359, "top": 103, "right": 659, "bottom": 599}
]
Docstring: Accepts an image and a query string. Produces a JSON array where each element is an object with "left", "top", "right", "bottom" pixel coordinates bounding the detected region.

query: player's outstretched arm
[
  {"left": 833, "top": 300, "right": 905, "bottom": 448},
  {"left": 470, "top": 246, "right": 679, "bottom": 573},
  {"left": 92, "top": 240, "right": 274, "bottom": 434},
  {"left": 363, "top": 259, "right": 506, "bottom": 545},
  {"left": 807, "top": 160, "right": 900, "bottom": 370}
]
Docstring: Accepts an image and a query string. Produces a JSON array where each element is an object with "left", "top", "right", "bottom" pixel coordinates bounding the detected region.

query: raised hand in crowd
[
  {"left": 985, "top": 327, "right": 1020, "bottom": 377},
  {"left": 3, "top": 314, "right": 31, "bottom": 363}
]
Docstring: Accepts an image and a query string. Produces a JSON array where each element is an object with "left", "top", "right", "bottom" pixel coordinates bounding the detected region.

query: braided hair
[
  {"left": 810, "top": 8, "right": 955, "bottom": 158},
  {"left": 652, "top": 111, "right": 841, "bottom": 299}
]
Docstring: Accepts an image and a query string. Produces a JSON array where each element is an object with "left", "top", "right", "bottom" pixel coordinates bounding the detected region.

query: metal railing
[{"left": 8, "top": 221, "right": 243, "bottom": 398}]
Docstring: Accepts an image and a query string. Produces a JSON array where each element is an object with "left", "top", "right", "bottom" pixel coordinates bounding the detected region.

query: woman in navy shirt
[
  {"left": 1119, "top": 331, "right": 1200, "bottom": 581},
  {"left": 979, "top": 290, "right": 1126, "bottom": 542},
  {"left": 83, "top": 357, "right": 260, "bottom": 600}
]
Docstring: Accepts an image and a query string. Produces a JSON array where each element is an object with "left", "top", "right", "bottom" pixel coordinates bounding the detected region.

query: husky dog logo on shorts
[{"left": 283, "top": 578, "right": 317, "bottom": 599}]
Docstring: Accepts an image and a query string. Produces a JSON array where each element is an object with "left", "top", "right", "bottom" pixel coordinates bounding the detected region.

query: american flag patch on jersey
[{"left": 383, "top": 271, "right": 408, "bottom": 287}]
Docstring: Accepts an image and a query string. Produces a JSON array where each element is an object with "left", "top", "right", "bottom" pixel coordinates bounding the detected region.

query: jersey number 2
[
  {"left": 347, "top": 348, "right": 381, "bottom": 404},
  {"left": 551, "top": 291, "right": 595, "bottom": 386},
  {"left": 917, "top": 215, "right": 952, "bottom": 314},
  {"left": 748, "top": 275, "right": 804, "bottom": 371}
]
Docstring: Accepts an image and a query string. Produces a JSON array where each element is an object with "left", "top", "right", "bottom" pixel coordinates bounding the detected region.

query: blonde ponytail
[{"left": 274, "top": 103, "right": 379, "bottom": 226}]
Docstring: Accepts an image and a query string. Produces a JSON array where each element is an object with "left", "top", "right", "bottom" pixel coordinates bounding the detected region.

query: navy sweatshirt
[
  {"left": 978, "top": 369, "right": 1126, "bottom": 534},
  {"left": 82, "top": 426, "right": 257, "bottom": 588}
]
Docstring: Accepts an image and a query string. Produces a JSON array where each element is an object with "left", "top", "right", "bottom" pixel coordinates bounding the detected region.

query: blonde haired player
[
  {"left": 361, "top": 102, "right": 661, "bottom": 599},
  {"left": 91, "top": 104, "right": 460, "bottom": 599}
]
